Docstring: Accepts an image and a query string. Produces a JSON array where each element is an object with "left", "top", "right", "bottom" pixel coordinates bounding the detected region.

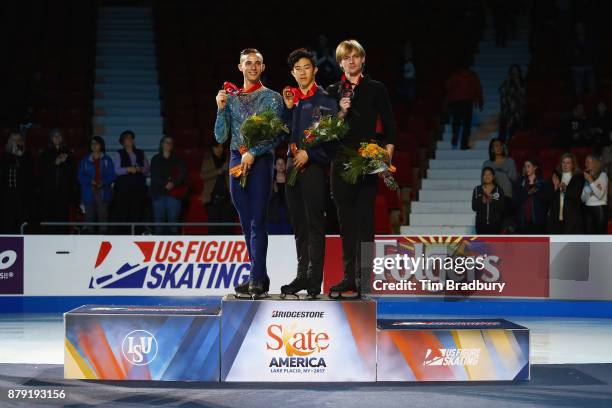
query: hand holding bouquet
[
  {"left": 287, "top": 114, "right": 349, "bottom": 186},
  {"left": 229, "top": 109, "right": 289, "bottom": 188},
  {"left": 341, "top": 142, "right": 399, "bottom": 191}
]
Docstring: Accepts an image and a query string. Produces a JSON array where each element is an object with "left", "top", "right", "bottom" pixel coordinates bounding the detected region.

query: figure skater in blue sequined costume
[{"left": 214, "top": 48, "right": 284, "bottom": 298}]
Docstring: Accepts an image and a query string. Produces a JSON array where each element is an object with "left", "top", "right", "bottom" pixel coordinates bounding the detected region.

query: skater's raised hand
[
  {"left": 216, "top": 90, "right": 228, "bottom": 110},
  {"left": 282, "top": 87, "right": 295, "bottom": 109}
]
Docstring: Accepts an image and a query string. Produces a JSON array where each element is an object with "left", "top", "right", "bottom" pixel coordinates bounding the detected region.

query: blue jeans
[
  {"left": 229, "top": 150, "right": 273, "bottom": 282},
  {"left": 152, "top": 195, "right": 181, "bottom": 234}
]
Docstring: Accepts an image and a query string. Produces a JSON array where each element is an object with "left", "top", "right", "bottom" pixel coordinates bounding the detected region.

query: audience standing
[
  {"left": 472, "top": 167, "right": 505, "bottom": 234},
  {"left": 200, "top": 141, "right": 234, "bottom": 235},
  {"left": 0, "top": 131, "right": 33, "bottom": 233},
  {"left": 514, "top": 159, "right": 551, "bottom": 234},
  {"left": 112, "top": 130, "right": 150, "bottom": 232},
  {"left": 150, "top": 136, "right": 186, "bottom": 235},
  {"left": 581, "top": 154, "right": 608, "bottom": 234},
  {"left": 38, "top": 128, "right": 75, "bottom": 232},
  {"left": 446, "top": 62, "right": 483, "bottom": 150},
  {"left": 78, "top": 136, "right": 115, "bottom": 234},
  {"left": 549, "top": 153, "right": 584, "bottom": 234}
]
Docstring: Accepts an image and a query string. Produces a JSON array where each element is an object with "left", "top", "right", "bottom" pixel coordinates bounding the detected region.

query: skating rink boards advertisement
[{"left": 221, "top": 296, "right": 377, "bottom": 382}]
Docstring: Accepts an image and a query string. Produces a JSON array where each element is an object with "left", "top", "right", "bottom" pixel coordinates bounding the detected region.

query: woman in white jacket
[{"left": 581, "top": 154, "right": 608, "bottom": 234}]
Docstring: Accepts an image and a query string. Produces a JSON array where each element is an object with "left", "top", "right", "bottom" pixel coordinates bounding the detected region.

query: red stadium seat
[{"left": 182, "top": 194, "right": 208, "bottom": 234}]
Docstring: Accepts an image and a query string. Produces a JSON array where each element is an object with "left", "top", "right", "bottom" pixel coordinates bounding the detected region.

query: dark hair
[
  {"left": 481, "top": 166, "right": 496, "bottom": 184},
  {"left": 90, "top": 136, "right": 106, "bottom": 153},
  {"left": 507, "top": 64, "right": 523, "bottom": 81},
  {"left": 119, "top": 130, "right": 135, "bottom": 145},
  {"left": 523, "top": 158, "right": 542, "bottom": 176},
  {"left": 488, "top": 138, "right": 506, "bottom": 161},
  {"left": 287, "top": 48, "right": 316, "bottom": 69},
  {"left": 158, "top": 135, "right": 174, "bottom": 154}
]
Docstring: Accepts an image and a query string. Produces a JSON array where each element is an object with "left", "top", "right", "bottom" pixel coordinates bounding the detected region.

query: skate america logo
[
  {"left": 423, "top": 348, "right": 481, "bottom": 366},
  {"left": 121, "top": 330, "right": 158, "bottom": 365},
  {"left": 89, "top": 240, "right": 251, "bottom": 290},
  {"left": 267, "top": 323, "right": 328, "bottom": 369}
]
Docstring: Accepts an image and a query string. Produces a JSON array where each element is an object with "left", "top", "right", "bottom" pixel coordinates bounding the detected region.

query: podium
[
  {"left": 376, "top": 319, "right": 530, "bottom": 381},
  {"left": 221, "top": 295, "right": 377, "bottom": 382},
  {"left": 64, "top": 305, "right": 221, "bottom": 381}
]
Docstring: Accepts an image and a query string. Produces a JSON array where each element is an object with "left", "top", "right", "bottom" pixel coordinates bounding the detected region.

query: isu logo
[
  {"left": 266, "top": 323, "right": 329, "bottom": 356},
  {"left": 89, "top": 240, "right": 250, "bottom": 290},
  {"left": 122, "top": 330, "right": 158, "bottom": 365},
  {"left": 423, "top": 348, "right": 480, "bottom": 366}
]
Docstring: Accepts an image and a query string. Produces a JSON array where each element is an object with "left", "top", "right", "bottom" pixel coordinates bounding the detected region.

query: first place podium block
[
  {"left": 64, "top": 305, "right": 221, "bottom": 381},
  {"left": 376, "top": 319, "right": 530, "bottom": 382},
  {"left": 221, "top": 295, "right": 377, "bottom": 382}
]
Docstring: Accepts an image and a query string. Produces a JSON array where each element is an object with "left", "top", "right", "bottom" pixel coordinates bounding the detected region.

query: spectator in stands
[
  {"left": 150, "top": 136, "right": 186, "bottom": 235},
  {"left": 498, "top": 64, "right": 526, "bottom": 142},
  {"left": 549, "top": 153, "right": 584, "bottom": 234},
  {"left": 483, "top": 138, "right": 517, "bottom": 227},
  {"left": 268, "top": 157, "right": 292, "bottom": 234},
  {"left": 0, "top": 131, "right": 33, "bottom": 234},
  {"left": 581, "top": 154, "right": 608, "bottom": 234},
  {"left": 514, "top": 159, "right": 551, "bottom": 234},
  {"left": 446, "top": 62, "right": 483, "bottom": 150},
  {"left": 559, "top": 103, "right": 589, "bottom": 148},
  {"left": 397, "top": 41, "right": 416, "bottom": 105},
  {"left": 38, "top": 129, "right": 75, "bottom": 233},
  {"left": 600, "top": 142, "right": 612, "bottom": 215},
  {"left": 112, "top": 130, "right": 150, "bottom": 232},
  {"left": 590, "top": 102, "right": 612, "bottom": 152},
  {"left": 78, "top": 136, "right": 115, "bottom": 234},
  {"left": 312, "top": 35, "right": 340, "bottom": 87},
  {"left": 472, "top": 167, "right": 505, "bottom": 234},
  {"left": 569, "top": 22, "right": 596, "bottom": 96},
  {"left": 200, "top": 141, "right": 234, "bottom": 235}
]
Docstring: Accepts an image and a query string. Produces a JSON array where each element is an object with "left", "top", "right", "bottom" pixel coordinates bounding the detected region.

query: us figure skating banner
[{"left": 221, "top": 296, "right": 377, "bottom": 382}]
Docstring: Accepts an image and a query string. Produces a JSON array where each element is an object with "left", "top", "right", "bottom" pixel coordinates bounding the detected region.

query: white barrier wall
[{"left": 1, "top": 235, "right": 612, "bottom": 300}]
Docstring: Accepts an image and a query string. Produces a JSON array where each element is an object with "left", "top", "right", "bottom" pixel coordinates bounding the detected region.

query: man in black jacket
[
  {"left": 326, "top": 40, "right": 396, "bottom": 297},
  {"left": 280, "top": 48, "right": 338, "bottom": 298}
]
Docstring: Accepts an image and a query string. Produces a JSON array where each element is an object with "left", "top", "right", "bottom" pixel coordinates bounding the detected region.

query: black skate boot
[
  {"left": 305, "top": 276, "right": 322, "bottom": 299},
  {"left": 234, "top": 279, "right": 251, "bottom": 299},
  {"left": 234, "top": 276, "right": 270, "bottom": 299},
  {"left": 328, "top": 274, "right": 360, "bottom": 299},
  {"left": 280, "top": 277, "right": 308, "bottom": 299},
  {"left": 248, "top": 279, "right": 268, "bottom": 300}
]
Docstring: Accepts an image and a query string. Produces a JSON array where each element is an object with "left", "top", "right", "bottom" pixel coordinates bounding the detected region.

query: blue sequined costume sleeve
[{"left": 212, "top": 88, "right": 285, "bottom": 157}]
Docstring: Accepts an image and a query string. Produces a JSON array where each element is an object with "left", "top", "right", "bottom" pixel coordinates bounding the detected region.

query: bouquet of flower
[
  {"left": 287, "top": 115, "right": 349, "bottom": 186},
  {"left": 341, "top": 142, "right": 399, "bottom": 190},
  {"left": 229, "top": 109, "right": 289, "bottom": 188}
]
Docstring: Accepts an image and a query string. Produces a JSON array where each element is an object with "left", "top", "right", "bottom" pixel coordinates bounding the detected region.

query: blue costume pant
[{"left": 229, "top": 150, "right": 273, "bottom": 283}]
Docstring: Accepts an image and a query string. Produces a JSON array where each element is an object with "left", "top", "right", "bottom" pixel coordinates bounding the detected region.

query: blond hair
[{"left": 335, "top": 39, "right": 366, "bottom": 65}]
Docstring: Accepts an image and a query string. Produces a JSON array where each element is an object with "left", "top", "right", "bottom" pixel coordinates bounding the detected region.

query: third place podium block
[
  {"left": 376, "top": 319, "right": 530, "bottom": 382},
  {"left": 220, "top": 295, "right": 377, "bottom": 382}
]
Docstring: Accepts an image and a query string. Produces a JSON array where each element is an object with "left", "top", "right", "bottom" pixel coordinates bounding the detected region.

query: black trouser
[
  {"left": 1, "top": 191, "right": 25, "bottom": 234},
  {"left": 206, "top": 195, "right": 236, "bottom": 235},
  {"left": 112, "top": 188, "right": 147, "bottom": 234},
  {"left": 450, "top": 100, "right": 473, "bottom": 149},
  {"left": 285, "top": 159, "right": 327, "bottom": 284},
  {"left": 41, "top": 193, "right": 70, "bottom": 234},
  {"left": 584, "top": 205, "right": 607, "bottom": 234},
  {"left": 330, "top": 159, "right": 377, "bottom": 284},
  {"left": 475, "top": 223, "right": 502, "bottom": 235}
]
